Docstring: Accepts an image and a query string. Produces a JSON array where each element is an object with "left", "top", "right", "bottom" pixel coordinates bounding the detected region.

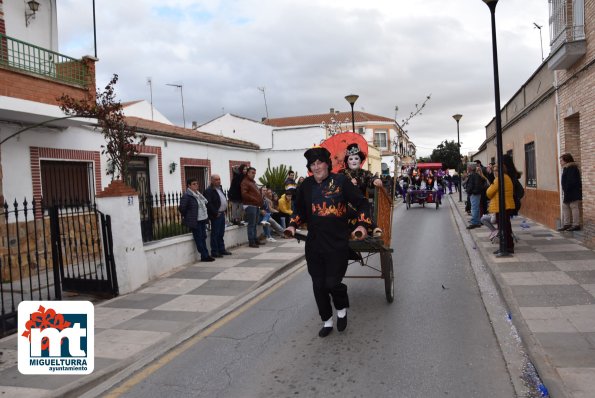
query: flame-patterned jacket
[{"left": 289, "top": 173, "right": 371, "bottom": 250}]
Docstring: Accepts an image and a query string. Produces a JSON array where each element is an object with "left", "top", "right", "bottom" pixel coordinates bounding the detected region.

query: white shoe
[
  {"left": 240, "top": 221, "right": 248, "bottom": 226},
  {"left": 267, "top": 237, "right": 277, "bottom": 242},
  {"left": 260, "top": 221, "right": 270, "bottom": 226}
]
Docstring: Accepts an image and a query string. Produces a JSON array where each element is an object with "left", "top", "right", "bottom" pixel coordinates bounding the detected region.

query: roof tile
[{"left": 124, "top": 116, "right": 260, "bottom": 150}]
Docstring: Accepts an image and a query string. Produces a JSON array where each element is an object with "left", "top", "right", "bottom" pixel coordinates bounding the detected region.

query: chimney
[
  {"left": 191, "top": 121, "right": 198, "bottom": 129},
  {"left": 330, "top": 108, "right": 334, "bottom": 114}
]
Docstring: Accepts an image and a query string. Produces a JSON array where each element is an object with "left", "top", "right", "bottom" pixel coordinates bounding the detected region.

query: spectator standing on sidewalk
[
  {"left": 284, "top": 170, "right": 296, "bottom": 186},
  {"left": 241, "top": 167, "right": 264, "bottom": 248},
  {"left": 452, "top": 173, "right": 460, "bottom": 193},
  {"left": 179, "top": 178, "right": 215, "bottom": 262},
  {"left": 465, "top": 163, "right": 483, "bottom": 229},
  {"left": 481, "top": 163, "right": 500, "bottom": 241},
  {"left": 285, "top": 147, "right": 371, "bottom": 338},
  {"left": 204, "top": 174, "right": 232, "bottom": 258},
  {"left": 558, "top": 153, "right": 582, "bottom": 231},
  {"left": 475, "top": 160, "right": 489, "bottom": 216},
  {"left": 486, "top": 162, "right": 496, "bottom": 184},
  {"left": 487, "top": 156, "right": 516, "bottom": 255},
  {"left": 228, "top": 164, "right": 247, "bottom": 225}
]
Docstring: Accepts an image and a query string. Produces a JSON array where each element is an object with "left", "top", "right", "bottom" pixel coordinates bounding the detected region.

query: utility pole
[
  {"left": 533, "top": 22, "right": 544, "bottom": 62},
  {"left": 147, "top": 77, "right": 154, "bottom": 121},
  {"left": 257, "top": 87, "right": 269, "bottom": 119},
  {"left": 166, "top": 83, "right": 186, "bottom": 128}
]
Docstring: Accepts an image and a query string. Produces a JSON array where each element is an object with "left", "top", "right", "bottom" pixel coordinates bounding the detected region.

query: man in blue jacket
[{"left": 204, "top": 174, "right": 232, "bottom": 257}]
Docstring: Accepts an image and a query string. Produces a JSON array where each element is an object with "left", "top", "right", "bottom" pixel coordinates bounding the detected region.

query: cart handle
[{"left": 284, "top": 230, "right": 307, "bottom": 242}]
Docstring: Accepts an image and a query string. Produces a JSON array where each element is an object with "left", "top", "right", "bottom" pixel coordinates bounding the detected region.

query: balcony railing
[
  {"left": 0, "top": 33, "right": 87, "bottom": 86},
  {"left": 549, "top": 0, "right": 585, "bottom": 50}
]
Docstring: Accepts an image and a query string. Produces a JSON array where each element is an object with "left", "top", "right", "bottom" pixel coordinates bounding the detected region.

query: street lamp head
[
  {"left": 452, "top": 114, "right": 463, "bottom": 122},
  {"left": 345, "top": 94, "right": 359, "bottom": 106},
  {"left": 482, "top": 0, "right": 498, "bottom": 11}
]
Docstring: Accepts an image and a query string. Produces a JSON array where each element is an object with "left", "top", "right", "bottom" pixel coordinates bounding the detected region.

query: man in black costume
[{"left": 285, "top": 147, "right": 371, "bottom": 337}]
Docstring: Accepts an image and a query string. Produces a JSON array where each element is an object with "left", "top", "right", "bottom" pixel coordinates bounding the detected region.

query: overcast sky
[{"left": 57, "top": 0, "right": 550, "bottom": 157}]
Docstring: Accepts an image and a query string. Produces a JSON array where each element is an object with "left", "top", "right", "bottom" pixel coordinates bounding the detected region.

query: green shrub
[{"left": 258, "top": 161, "right": 296, "bottom": 195}]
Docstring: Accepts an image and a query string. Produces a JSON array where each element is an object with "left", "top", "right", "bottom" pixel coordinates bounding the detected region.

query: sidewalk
[
  {"left": 0, "top": 238, "right": 306, "bottom": 398},
  {"left": 450, "top": 195, "right": 595, "bottom": 398}
]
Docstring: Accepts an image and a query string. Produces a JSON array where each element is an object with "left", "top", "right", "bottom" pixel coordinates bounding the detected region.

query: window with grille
[
  {"left": 525, "top": 142, "right": 537, "bottom": 187},
  {"left": 41, "top": 161, "right": 93, "bottom": 206},
  {"left": 184, "top": 166, "right": 209, "bottom": 193},
  {"left": 374, "top": 131, "right": 388, "bottom": 149}
]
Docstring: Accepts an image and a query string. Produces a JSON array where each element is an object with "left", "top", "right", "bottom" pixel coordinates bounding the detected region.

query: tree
[
  {"left": 258, "top": 160, "right": 296, "bottom": 194},
  {"left": 58, "top": 74, "right": 146, "bottom": 181},
  {"left": 430, "top": 140, "right": 461, "bottom": 169}
]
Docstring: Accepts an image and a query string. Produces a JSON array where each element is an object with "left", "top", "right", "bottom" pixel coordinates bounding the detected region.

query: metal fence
[
  {"left": 140, "top": 191, "right": 235, "bottom": 243},
  {"left": 0, "top": 33, "right": 88, "bottom": 86},
  {"left": 1, "top": 197, "right": 117, "bottom": 337}
]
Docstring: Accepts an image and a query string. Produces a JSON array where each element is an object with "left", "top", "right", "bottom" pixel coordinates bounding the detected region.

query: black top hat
[{"left": 304, "top": 147, "right": 332, "bottom": 171}]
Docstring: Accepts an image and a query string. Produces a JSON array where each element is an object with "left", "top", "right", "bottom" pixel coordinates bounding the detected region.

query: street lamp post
[
  {"left": 452, "top": 114, "right": 463, "bottom": 202},
  {"left": 483, "top": 0, "right": 509, "bottom": 256},
  {"left": 345, "top": 94, "right": 359, "bottom": 133}
]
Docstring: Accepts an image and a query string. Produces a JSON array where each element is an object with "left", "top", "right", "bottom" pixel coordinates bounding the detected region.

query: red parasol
[{"left": 320, "top": 132, "right": 369, "bottom": 173}]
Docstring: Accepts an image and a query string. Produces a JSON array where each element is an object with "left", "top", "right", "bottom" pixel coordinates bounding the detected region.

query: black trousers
[
  {"left": 495, "top": 210, "right": 514, "bottom": 251},
  {"left": 305, "top": 244, "right": 349, "bottom": 321}
]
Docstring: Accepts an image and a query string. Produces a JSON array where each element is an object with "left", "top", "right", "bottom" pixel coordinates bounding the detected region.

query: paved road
[{"left": 109, "top": 199, "right": 516, "bottom": 398}]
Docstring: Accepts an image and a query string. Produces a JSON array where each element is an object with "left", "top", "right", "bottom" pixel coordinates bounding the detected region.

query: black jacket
[
  {"left": 289, "top": 173, "right": 371, "bottom": 252},
  {"left": 228, "top": 172, "right": 244, "bottom": 202},
  {"left": 204, "top": 186, "right": 226, "bottom": 220},
  {"left": 465, "top": 172, "right": 483, "bottom": 195},
  {"left": 561, "top": 162, "right": 582, "bottom": 203}
]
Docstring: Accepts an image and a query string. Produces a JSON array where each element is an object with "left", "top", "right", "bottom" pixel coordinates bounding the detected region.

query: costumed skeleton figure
[{"left": 285, "top": 147, "right": 372, "bottom": 337}]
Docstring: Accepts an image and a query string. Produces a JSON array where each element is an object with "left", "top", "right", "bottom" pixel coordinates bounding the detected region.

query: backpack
[{"left": 513, "top": 178, "right": 525, "bottom": 213}]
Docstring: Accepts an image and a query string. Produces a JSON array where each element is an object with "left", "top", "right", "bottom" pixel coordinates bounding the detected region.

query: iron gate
[{"left": 1, "top": 198, "right": 118, "bottom": 337}]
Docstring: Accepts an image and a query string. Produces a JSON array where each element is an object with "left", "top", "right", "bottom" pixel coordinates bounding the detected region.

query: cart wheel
[
  {"left": 406, "top": 194, "right": 410, "bottom": 209},
  {"left": 381, "top": 251, "right": 394, "bottom": 303}
]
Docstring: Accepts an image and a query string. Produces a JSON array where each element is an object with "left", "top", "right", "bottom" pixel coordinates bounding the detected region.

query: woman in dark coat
[
  {"left": 227, "top": 164, "right": 247, "bottom": 225},
  {"left": 558, "top": 153, "right": 582, "bottom": 231}
]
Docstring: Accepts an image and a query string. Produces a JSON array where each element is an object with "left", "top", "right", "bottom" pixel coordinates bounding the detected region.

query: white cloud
[{"left": 57, "top": 0, "right": 549, "bottom": 156}]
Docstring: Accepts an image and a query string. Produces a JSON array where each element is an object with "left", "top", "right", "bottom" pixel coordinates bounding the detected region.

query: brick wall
[
  {"left": 519, "top": 188, "right": 560, "bottom": 230},
  {"left": 0, "top": 67, "right": 94, "bottom": 106},
  {"left": 554, "top": 0, "right": 595, "bottom": 247}
]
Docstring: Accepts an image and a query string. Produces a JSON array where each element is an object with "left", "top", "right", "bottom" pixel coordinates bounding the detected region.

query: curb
[{"left": 447, "top": 195, "right": 569, "bottom": 398}]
